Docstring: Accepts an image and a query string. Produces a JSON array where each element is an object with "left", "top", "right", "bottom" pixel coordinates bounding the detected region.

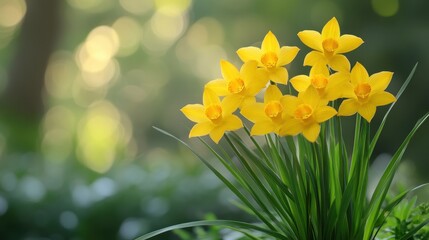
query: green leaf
[
  {"left": 134, "top": 220, "right": 288, "bottom": 240},
  {"left": 363, "top": 111, "right": 429, "bottom": 240},
  {"left": 369, "top": 63, "right": 418, "bottom": 157}
]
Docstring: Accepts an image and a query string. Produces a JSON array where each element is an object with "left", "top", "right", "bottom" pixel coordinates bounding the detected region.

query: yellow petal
[
  {"left": 340, "top": 82, "right": 356, "bottom": 99},
  {"left": 269, "top": 67, "right": 288, "bottom": 84},
  {"left": 181, "top": 104, "right": 206, "bottom": 122},
  {"left": 277, "top": 46, "right": 299, "bottom": 66},
  {"left": 322, "top": 17, "right": 340, "bottom": 40},
  {"left": 302, "top": 123, "right": 321, "bottom": 142},
  {"left": 336, "top": 34, "right": 364, "bottom": 54},
  {"left": 261, "top": 31, "right": 280, "bottom": 53},
  {"left": 241, "top": 61, "right": 269, "bottom": 94},
  {"left": 281, "top": 95, "right": 300, "bottom": 116},
  {"left": 338, "top": 99, "right": 358, "bottom": 116},
  {"left": 370, "top": 92, "right": 396, "bottom": 106},
  {"left": 203, "top": 88, "right": 221, "bottom": 106},
  {"left": 309, "top": 64, "right": 330, "bottom": 77},
  {"left": 222, "top": 95, "right": 242, "bottom": 114},
  {"left": 299, "top": 87, "right": 320, "bottom": 108},
  {"left": 220, "top": 60, "right": 240, "bottom": 81},
  {"left": 290, "top": 75, "right": 310, "bottom": 92},
  {"left": 223, "top": 115, "right": 243, "bottom": 131},
  {"left": 240, "top": 96, "right": 256, "bottom": 109},
  {"left": 304, "top": 51, "right": 327, "bottom": 67},
  {"left": 251, "top": 121, "right": 275, "bottom": 135},
  {"left": 325, "top": 72, "right": 351, "bottom": 100},
  {"left": 241, "top": 103, "right": 268, "bottom": 122},
  {"left": 236, "top": 46, "right": 262, "bottom": 64},
  {"left": 264, "top": 85, "right": 283, "bottom": 103},
  {"left": 189, "top": 122, "right": 213, "bottom": 137},
  {"left": 205, "top": 79, "right": 229, "bottom": 96},
  {"left": 328, "top": 54, "right": 350, "bottom": 72},
  {"left": 326, "top": 81, "right": 351, "bottom": 101},
  {"left": 314, "top": 106, "right": 337, "bottom": 123},
  {"left": 279, "top": 118, "right": 303, "bottom": 136},
  {"left": 358, "top": 104, "right": 376, "bottom": 122},
  {"left": 209, "top": 126, "right": 225, "bottom": 143},
  {"left": 297, "top": 30, "right": 323, "bottom": 52},
  {"left": 351, "top": 62, "right": 369, "bottom": 84},
  {"left": 369, "top": 71, "right": 393, "bottom": 93}
]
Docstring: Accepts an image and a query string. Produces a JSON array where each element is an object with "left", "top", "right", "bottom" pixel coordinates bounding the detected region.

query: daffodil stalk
[{"left": 138, "top": 17, "right": 429, "bottom": 240}]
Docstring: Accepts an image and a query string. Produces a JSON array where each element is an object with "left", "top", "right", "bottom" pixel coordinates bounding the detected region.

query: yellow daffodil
[
  {"left": 241, "top": 85, "right": 287, "bottom": 135},
  {"left": 279, "top": 87, "right": 337, "bottom": 142},
  {"left": 297, "top": 17, "right": 363, "bottom": 72},
  {"left": 236, "top": 31, "right": 299, "bottom": 84},
  {"left": 290, "top": 64, "right": 350, "bottom": 103},
  {"left": 205, "top": 60, "right": 269, "bottom": 109},
  {"left": 181, "top": 88, "right": 243, "bottom": 143},
  {"left": 338, "top": 62, "right": 396, "bottom": 122}
]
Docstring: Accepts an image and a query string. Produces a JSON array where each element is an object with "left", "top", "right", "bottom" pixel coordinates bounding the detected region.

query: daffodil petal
[
  {"left": 351, "top": 62, "right": 369, "bottom": 84},
  {"left": 314, "top": 106, "right": 337, "bottom": 123},
  {"left": 236, "top": 47, "right": 262, "bottom": 64},
  {"left": 340, "top": 82, "right": 356, "bottom": 99},
  {"left": 279, "top": 118, "right": 303, "bottom": 136},
  {"left": 281, "top": 95, "right": 300, "bottom": 116},
  {"left": 310, "top": 64, "right": 330, "bottom": 77},
  {"left": 242, "top": 62, "right": 269, "bottom": 94},
  {"left": 261, "top": 31, "right": 280, "bottom": 53},
  {"left": 325, "top": 72, "right": 351, "bottom": 100},
  {"left": 209, "top": 126, "right": 225, "bottom": 144},
  {"left": 290, "top": 75, "right": 310, "bottom": 92},
  {"left": 304, "top": 51, "right": 327, "bottom": 67},
  {"left": 241, "top": 103, "right": 268, "bottom": 122},
  {"left": 370, "top": 92, "right": 396, "bottom": 106},
  {"left": 222, "top": 95, "right": 242, "bottom": 114},
  {"left": 251, "top": 121, "right": 275, "bottom": 135},
  {"left": 264, "top": 85, "right": 283, "bottom": 103},
  {"left": 269, "top": 67, "right": 288, "bottom": 84},
  {"left": 328, "top": 54, "right": 350, "bottom": 72},
  {"left": 338, "top": 99, "right": 358, "bottom": 116},
  {"left": 277, "top": 46, "right": 299, "bottom": 66},
  {"left": 302, "top": 123, "right": 321, "bottom": 142},
  {"left": 299, "top": 87, "right": 320, "bottom": 108},
  {"left": 181, "top": 104, "right": 206, "bottom": 122},
  {"left": 241, "top": 96, "right": 256, "bottom": 109},
  {"left": 220, "top": 60, "right": 240, "bottom": 81},
  {"left": 336, "top": 34, "right": 364, "bottom": 54},
  {"left": 203, "top": 88, "right": 221, "bottom": 106},
  {"left": 358, "top": 104, "right": 376, "bottom": 122},
  {"left": 189, "top": 122, "right": 213, "bottom": 137},
  {"left": 205, "top": 79, "right": 229, "bottom": 96},
  {"left": 223, "top": 115, "right": 243, "bottom": 131},
  {"left": 297, "top": 30, "right": 323, "bottom": 52},
  {"left": 322, "top": 17, "right": 340, "bottom": 40},
  {"left": 369, "top": 71, "right": 393, "bottom": 93}
]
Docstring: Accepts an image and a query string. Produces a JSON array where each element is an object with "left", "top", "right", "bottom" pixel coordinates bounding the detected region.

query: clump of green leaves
[{"left": 378, "top": 197, "right": 429, "bottom": 240}]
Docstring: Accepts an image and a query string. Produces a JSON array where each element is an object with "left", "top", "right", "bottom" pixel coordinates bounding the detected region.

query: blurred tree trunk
[{"left": 0, "top": 0, "right": 61, "bottom": 151}]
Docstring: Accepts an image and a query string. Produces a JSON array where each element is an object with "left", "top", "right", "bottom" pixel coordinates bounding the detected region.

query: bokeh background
[{"left": 0, "top": 0, "right": 428, "bottom": 239}]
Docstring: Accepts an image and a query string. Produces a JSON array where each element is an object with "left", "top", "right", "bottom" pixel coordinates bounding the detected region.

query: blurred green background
[{"left": 0, "top": 0, "right": 428, "bottom": 239}]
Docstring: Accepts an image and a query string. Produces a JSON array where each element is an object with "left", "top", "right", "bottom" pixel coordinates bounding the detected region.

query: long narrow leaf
[
  {"left": 363, "top": 111, "right": 429, "bottom": 239},
  {"left": 134, "top": 220, "right": 288, "bottom": 240},
  {"left": 369, "top": 63, "right": 418, "bottom": 155}
]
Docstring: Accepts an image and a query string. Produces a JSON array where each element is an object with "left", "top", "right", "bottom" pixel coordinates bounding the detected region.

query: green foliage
[{"left": 378, "top": 198, "right": 429, "bottom": 239}]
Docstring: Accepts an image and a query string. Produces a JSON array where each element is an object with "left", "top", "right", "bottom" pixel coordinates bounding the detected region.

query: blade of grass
[
  {"left": 363, "top": 111, "right": 429, "bottom": 240},
  {"left": 134, "top": 220, "right": 288, "bottom": 240},
  {"left": 369, "top": 63, "right": 418, "bottom": 156}
]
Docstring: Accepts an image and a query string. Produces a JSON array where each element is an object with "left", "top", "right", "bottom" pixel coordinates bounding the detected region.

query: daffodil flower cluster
[{"left": 181, "top": 17, "right": 396, "bottom": 143}]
